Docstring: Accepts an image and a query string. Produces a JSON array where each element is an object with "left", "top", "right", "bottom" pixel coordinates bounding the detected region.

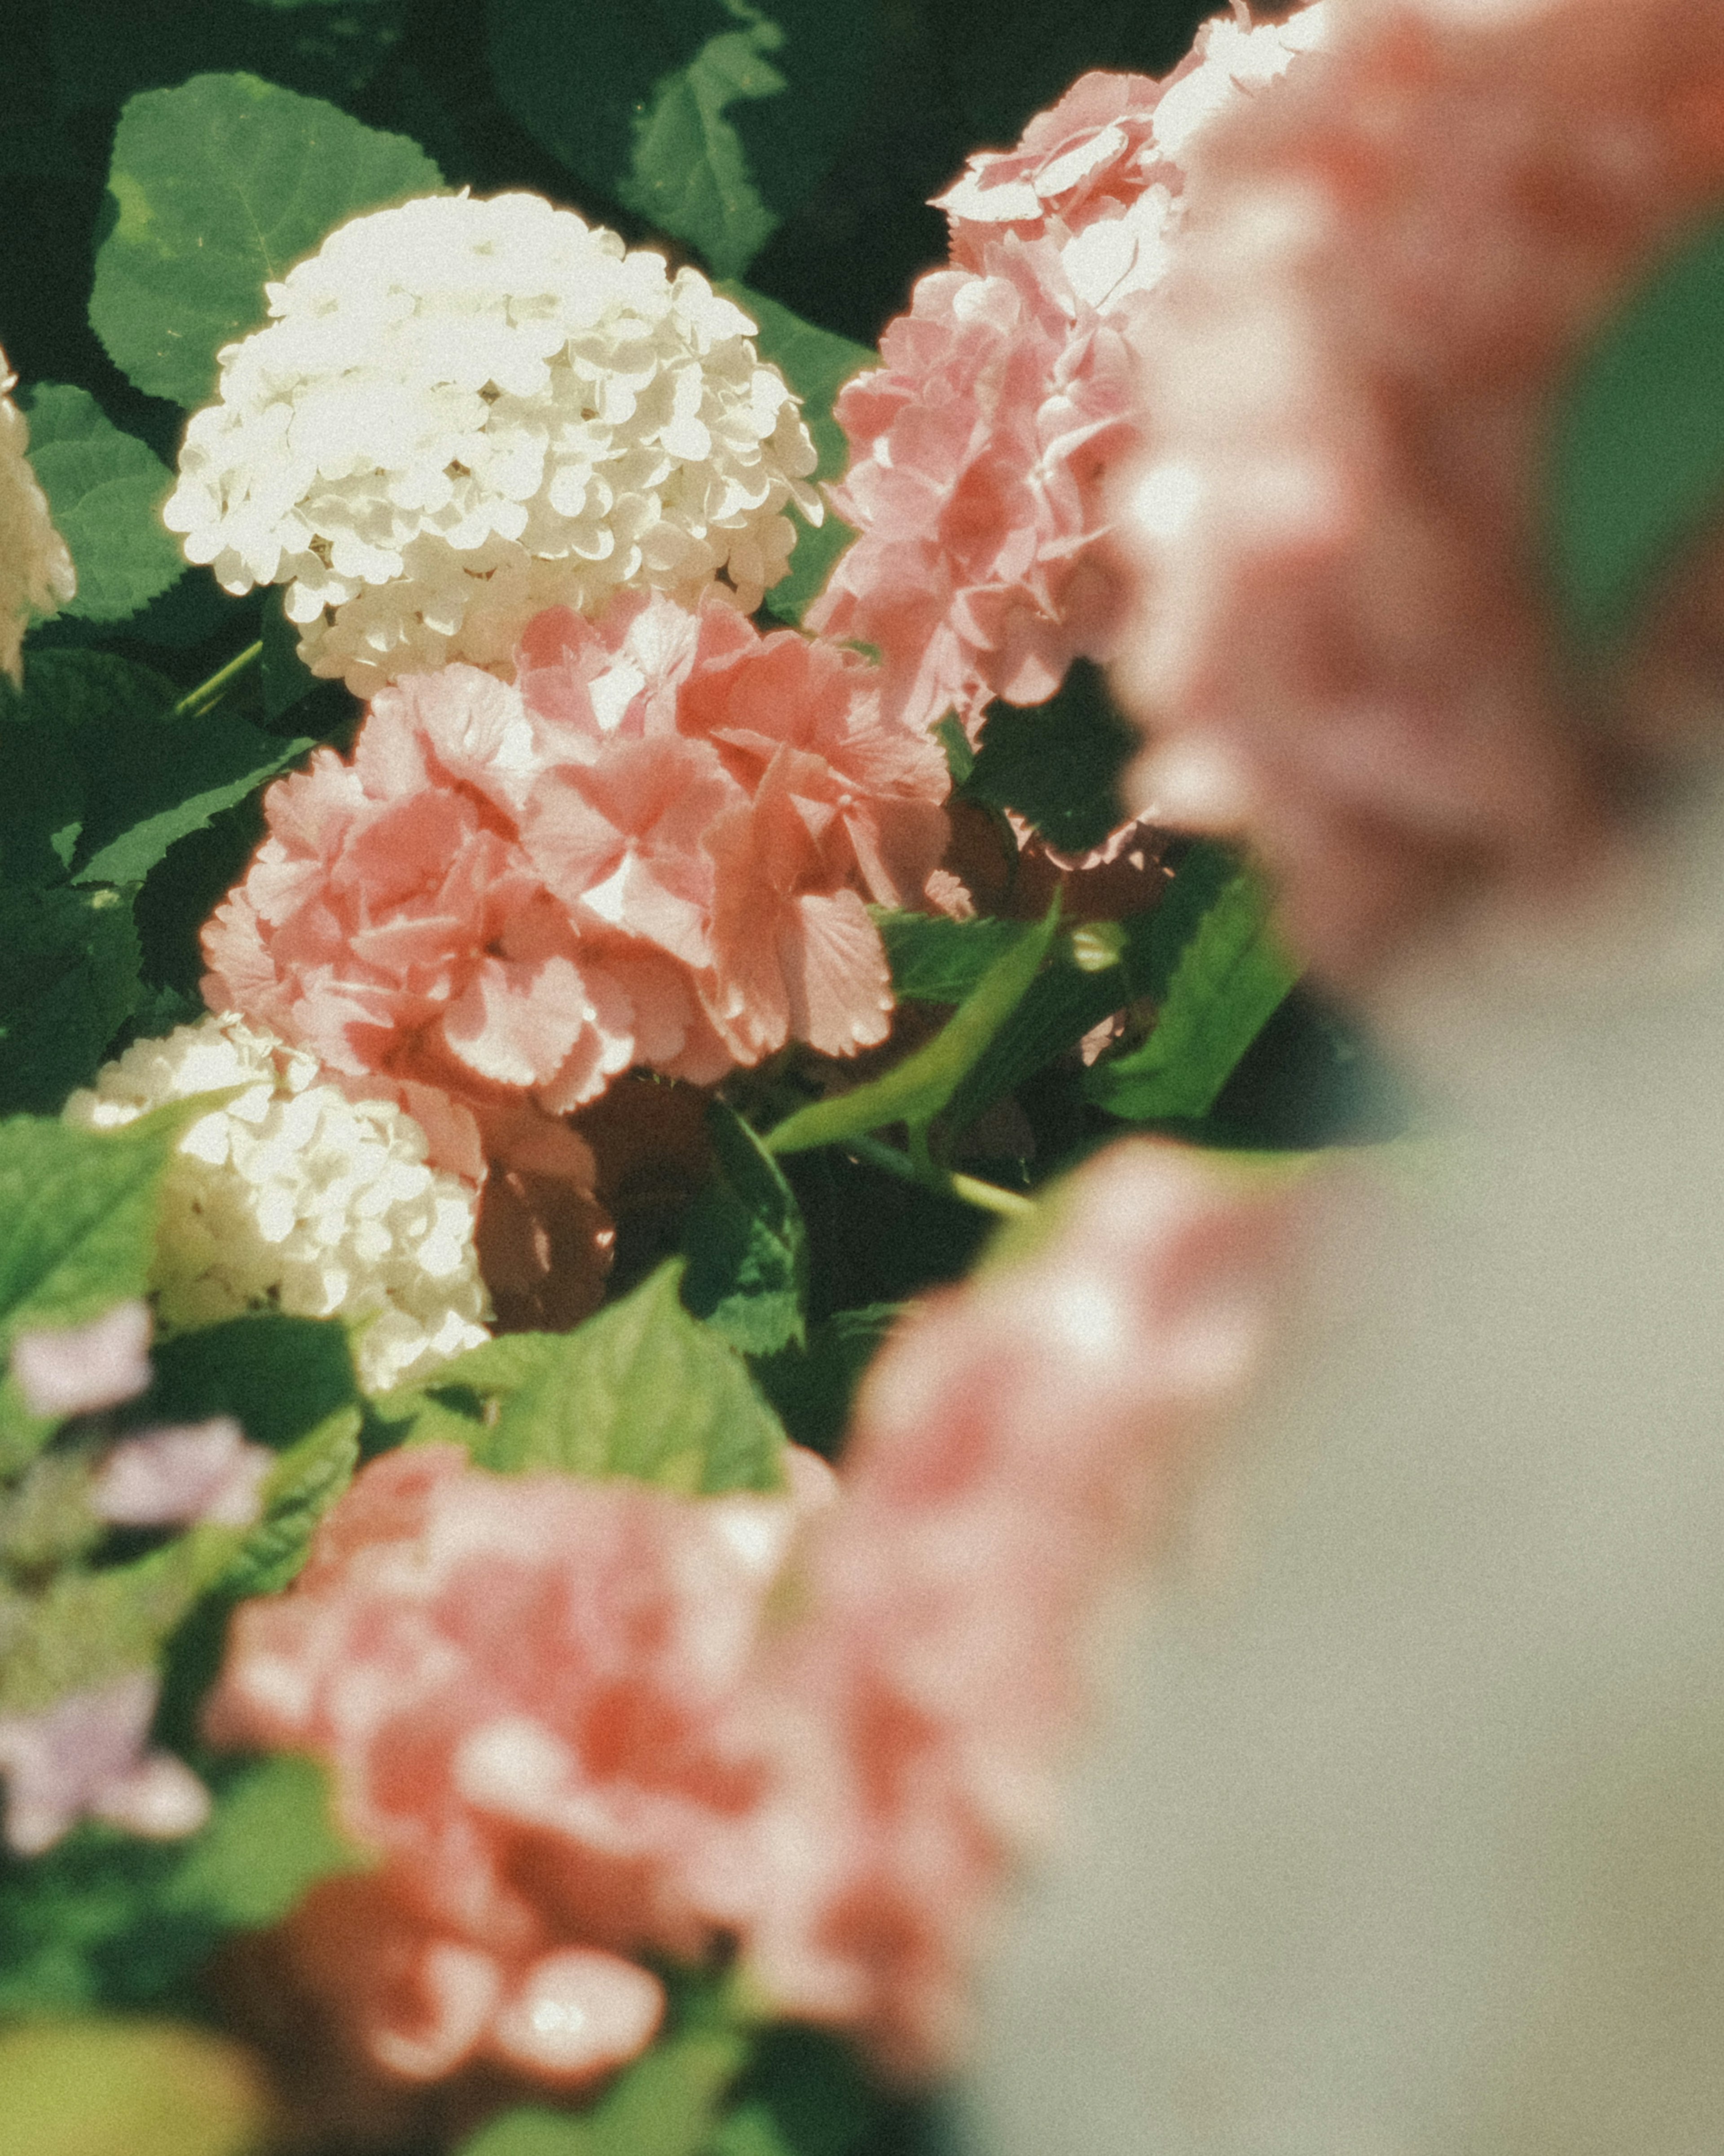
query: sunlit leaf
[
  {"left": 1086, "top": 857, "right": 1298, "bottom": 1122},
  {"left": 91, "top": 71, "right": 443, "bottom": 408}
]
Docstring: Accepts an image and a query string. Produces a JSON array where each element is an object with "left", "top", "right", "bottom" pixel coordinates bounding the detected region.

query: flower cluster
[
  {"left": 805, "top": 4, "right": 1327, "bottom": 742},
  {"left": 207, "top": 1142, "right": 1299, "bottom": 2086},
  {"left": 0, "top": 342, "right": 75, "bottom": 685},
  {"left": 737, "top": 1139, "right": 1303, "bottom": 2073},
  {"left": 0, "top": 1302, "right": 274, "bottom": 1856},
  {"left": 207, "top": 1442, "right": 835, "bottom": 2087},
  {"left": 202, "top": 593, "right": 950, "bottom": 1128},
  {"left": 64, "top": 1014, "right": 490, "bottom": 1393},
  {"left": 1109, "top": 0, "right": 1724, "bottom": 979},
  {"left": 163, "top": 193, "right": 822, "bottom": 697}
]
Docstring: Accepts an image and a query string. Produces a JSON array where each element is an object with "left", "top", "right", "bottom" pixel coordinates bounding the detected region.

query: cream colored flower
[
  {"left": 163, "top": 192, "right": 822, "bottom": 697},
  {"left": 0, "top": 343, "right": 75, "bottom": 686},
  {"left": 64, "top": 1014, "right": 490, "bottom": 1392}
]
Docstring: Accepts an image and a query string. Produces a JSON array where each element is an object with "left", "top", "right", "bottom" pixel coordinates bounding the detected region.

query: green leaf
[
  {"left": 141, "top": 1313, "right": 360, "bottom": 1452},
  {"left": 713, "top": 2024, "right": 885, "bottom": 2156},
  {"left": 0, "top": 883, "right": 140, "bottom": 1115},
  {"left": 0, "top": 2016, "right": 269, "bottom": 2156},
  {"left": 479, "top": 1264, "right": 787, "bottom": 1493},
  {"left": 765, "top": 902, "right": 1060, "bottom": 1158},
  {"left": 750, "top": 1303, "right": 897, "bottom": 1457},
  {"left": 682, "top": 1101, "right": 807, "bottom": 1354},
  {"left": 963, "top": 660, "right": 1140, "bottom": 856},
  {"left": 0, "top": 651, "right": 312, "bottom": 893},
  {"left": 872, "top": 908, "right": 1023, "bottom": 1003},
  {"left": 0, "top": 1107, "right": 187, "bottom": 1355},
  {"left": 1086, "top": 861, "right": 1299, "bottom": 1123},
  {"left": 219, "top": 1404, "right": 362, "bottom": 1600},
  {"left": 719, "top": 282, "right": 871, "bottom": 623},
  {"left": 90, "top": 71, "right": 444, "bottom": 409},
  {"left": 0, "top": 1526, "right": 238, "bottom": 1714},
  {"left": 0, "top": 1756, "right": 369, "bottom": 2019},
  {"left": 161, "top": 1756, "right": 371, "bottom": 1931},
  {"left": 488, "top": 1, "right": 882, "bottom": 282},
  {"left": 478, "top": 1267, "right": 788, "bottom": 1492},
  {"left": 461, "top": 2021, "right": 750, "bottom": 2156},
  {"left": 19, "top": 385, "right": 185, "bottom": 626},
  {"left": 1548, "top": 204, "right": 1724, "bottom": 648}
]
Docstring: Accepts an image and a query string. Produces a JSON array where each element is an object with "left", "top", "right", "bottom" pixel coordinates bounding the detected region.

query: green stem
[
  {"left": 847, "top": 1133, "right": 1037, "bottom": 1220},
  {"left": 173, "top": 639, "right": 262, "bottom": 720}
]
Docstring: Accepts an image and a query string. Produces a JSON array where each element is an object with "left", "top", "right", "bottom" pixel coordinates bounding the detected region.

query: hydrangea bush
[{"left": 0, "top": 0, "right": 1717, "bottom": 2152}]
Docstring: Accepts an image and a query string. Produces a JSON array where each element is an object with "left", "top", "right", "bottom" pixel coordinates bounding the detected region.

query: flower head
[
  {"left": 202, "top": 593, "right": 948, "bottom": 1116},
  {"left": 63, "top": 1014, "right": 490, "bottom": 1393},
  {"left": 1109, "top": 0, "right": 1724, "bottom": 979},
  {"left": 206, "top": 1442, "right": 831, "bottom": 2086},
  {"left": 0, "top": 1670, "right": 208, "bottom": 1856},
  {"left": 0, "top": 344, "right": 75, "bottom": 685},
  {"left": 738, "top": 1141, "right": 1302, "bottom": 2076},
  {"left": 163, "top": 192, "right": 822, "bottom": 697},
  {"left": 9, "top": 1300, "right": 152, "bottom": 1421},
  {"left": 808, "top": 7, "right": 1328, "bottom": 743}
]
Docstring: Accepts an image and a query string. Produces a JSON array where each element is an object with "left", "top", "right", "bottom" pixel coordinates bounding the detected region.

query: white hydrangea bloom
[
  {"left": 64, "top": 1014, "right": 491, "bottom": 1393},
  {"left": 163, "top": 192, "right": 823, "bottom": 697},
  {"left": 0, "top": 342, "right": 76, "bottom": 686}
]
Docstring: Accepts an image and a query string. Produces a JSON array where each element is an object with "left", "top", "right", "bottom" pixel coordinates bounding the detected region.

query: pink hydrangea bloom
[
  {"left": 0, "top": 1670, "right": 209, "bottom": 1856},
  {"left": 10, "top": 1301, "right": 152, "bottom": 1421},
  {"left": 92, "top": 1417, "right": 274, "bottom": 1531},
  {"left": 807, "top": 6, "right": 1328, "bottom": 744},
  {"left": 205, "top": 1442, "right": 834, "bottom": 2088},
  {"left": 202, "top": 593, "right": 948, "bottom": 1145},
  {"left": 1109, "top": 0, "right": 1724, "bottom": 980},
  {"left": 734, "top": 1140, "right": 1304, "bottom": 2076}
]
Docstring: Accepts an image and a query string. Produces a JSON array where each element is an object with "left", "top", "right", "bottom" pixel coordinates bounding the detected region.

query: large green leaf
[
  {"left": 0, "top": 1756, "right": 369, "bottom": 2019},
  {"left": 20, "top": 386, "right": 185, "bottom": 626},
  {"left": 872, "top": 908, "right": 1024, "bottom": 1003},
  {"left": 141, "top": 1313, "right": 360, "bottom": 1453},
  {"left": 90, "top": 71, "right": 444, "bottom": 409},
  {"left": 682, "top": 1101, "right": 808, "bottom": 1355},
  {"left": 0, "top": 884, "right": 140, "bottom": 1116},
  {"left": 0, "top": 652, "right": 312, "bottom": 893},
  {"left": 0, "top": 1110, "right": 187, "bottom": 1355},
  {"left": 765, "top": 902, "right": 1059, "bottom": 1158},
  {"left": 384, "top": 1270, "right": 791, "bottom": 1494},
  {"left": 488, "top": 0, "right": 882, "bottom": 281},
  {"left": 720, "top": 282, "right": 870, "bottom": 623},
  {"left": 1086, "top": 857, "right": 1298, "bottom": 1123},
  {"left": 461, "top": 2019, "right": 749, "bottom": 2156},
  {"left": 159, "top": 1756, "right": 372, "bottom": 1932},
  {"left": 1548, "top": 204, "right": 1724, "bottom": 648},
  {"left": 963, "top": 659, "right": 1140, "bottom": 857}
]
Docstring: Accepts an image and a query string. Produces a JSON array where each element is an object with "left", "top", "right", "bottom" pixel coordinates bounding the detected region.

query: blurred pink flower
[
  {"left": 206, "top": 1442, "right": 833, "bottom": 2088},
  {"left": 1110, "top": 0, "right": 1724, "bottom": 980},
  {"left": 92, "top": 1417, "right": 274, "bottom": 1531},
  {"left": 203, "top": 594, "right": 947, "bottom": 1143},
  {"left": 734, "top": 1140, "right": 1304, "bottom": 2077},
  {"left": 10, "top": 1300, "right": 152, "bottom": 1421},
  {"left": 809, "top": 6, "right": 1328, "bottom": 744},
  {"left": 0, "top": 1670, "right": 209, "bottom": 1856}
]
